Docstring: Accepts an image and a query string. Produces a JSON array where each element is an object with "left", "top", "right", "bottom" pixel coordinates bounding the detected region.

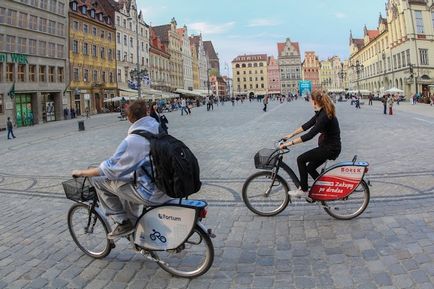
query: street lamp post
[
  {"left": 128, "top": 12, "right": 148, "bottom": 99},
  {"left": 351, "top": 60, "right": 364, "bottom": 94},
  {"left": 337, "top": 62, "right": 346, "bottom": 90},
  {"left": 409, "top": 63, "right": 418, "bottom": 96}
]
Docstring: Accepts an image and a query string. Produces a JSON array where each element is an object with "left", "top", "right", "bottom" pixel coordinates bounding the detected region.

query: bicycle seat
[{"left": 166, "top": 199, "right": 208, "bottom": 209}]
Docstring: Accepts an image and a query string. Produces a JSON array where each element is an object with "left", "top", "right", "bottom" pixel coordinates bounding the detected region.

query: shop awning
[{"left": 175, "top": 89, "right": 203, "bottom": 97}]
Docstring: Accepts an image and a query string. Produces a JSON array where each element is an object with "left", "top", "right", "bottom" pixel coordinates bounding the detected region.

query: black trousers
[{"left": 297, "top": 147, "right": 340, "bottom": 191}]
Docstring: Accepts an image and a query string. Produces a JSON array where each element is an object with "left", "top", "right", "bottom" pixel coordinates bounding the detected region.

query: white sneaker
[{"left": 288, "top": 188, "right": 308, "bottom": 199}]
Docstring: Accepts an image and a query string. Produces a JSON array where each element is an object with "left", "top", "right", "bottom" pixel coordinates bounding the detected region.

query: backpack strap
[{"left": 131, "top": 130, "right": 157, "bottom": 184}]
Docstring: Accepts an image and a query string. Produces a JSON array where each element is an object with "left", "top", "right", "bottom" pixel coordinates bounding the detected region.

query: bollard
[{"left": 78, "top": 120, "right": 85, "bottom": 131}]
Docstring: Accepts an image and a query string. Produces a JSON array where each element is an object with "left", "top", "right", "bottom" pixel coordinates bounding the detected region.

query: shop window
[
  {"left": 39, "top": 65, "right": 46, "bottom": 82},
  {"left": 6, "top": 63, "right": 14, "bottom": 82},
  {"left": 29, "top": 65, "right": 36, "bottom": 81},
  {"left": 18, "top": 64, "right": 25, "bottom": 82},
  {"left": 58, "top": 67, "right": 63, "bottom": 82},
  {"left": 48, "top": 66, "right": 55, "bottom": 82},
  {"left": 0, "top": 94, "right": 3, "bottom": 113}
]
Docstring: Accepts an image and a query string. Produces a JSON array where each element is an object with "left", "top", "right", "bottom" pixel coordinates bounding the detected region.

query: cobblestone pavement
[{"left": 0, "top": 99, "right": 434, "bottom": 288}]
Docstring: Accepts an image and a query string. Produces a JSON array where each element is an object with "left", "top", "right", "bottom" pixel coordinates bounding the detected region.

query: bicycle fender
[{"left": 197, "top": 221, "right": 216, "bottom": 238}]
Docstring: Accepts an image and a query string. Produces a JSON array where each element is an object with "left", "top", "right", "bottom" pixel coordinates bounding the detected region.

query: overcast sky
[{"left": 138, "top": 0, "right": 386, "bottom": 76}]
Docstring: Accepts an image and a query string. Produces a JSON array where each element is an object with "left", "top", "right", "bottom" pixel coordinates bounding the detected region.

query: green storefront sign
[{"left": 0, "top": 53, "right": 28, "bottom": 64}]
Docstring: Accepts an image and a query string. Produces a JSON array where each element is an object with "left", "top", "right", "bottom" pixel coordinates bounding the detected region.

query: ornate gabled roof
[
  {"left": 153, "top": 24, "right": 171, "bottom": 44},
  {"left": 277, "top": 40, "right": 300, "bottom": 57},
  {"left": 232, "top": 54, "right": 267, "bottom": 63},
  {"left": 203, "top": 41, "right": 218, "bottom": 61}
]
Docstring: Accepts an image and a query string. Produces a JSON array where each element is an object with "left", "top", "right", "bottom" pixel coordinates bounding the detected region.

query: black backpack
[{"left": 132, "top": 130, "right": 201, "bottom": 198}]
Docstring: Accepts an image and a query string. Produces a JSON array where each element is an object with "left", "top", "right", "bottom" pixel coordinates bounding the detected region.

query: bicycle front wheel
[
  {"left": 151, "top": 225, "right": 214, "bottom": 278},
  {"left": 322, "top": 180, "right": 370, "bottom": 220},
  {"left": 242, "top": 171, "right": 290, "bottom": 216},
  {"left": 67, "top": 203, "right": 111, "bottom": 258}
]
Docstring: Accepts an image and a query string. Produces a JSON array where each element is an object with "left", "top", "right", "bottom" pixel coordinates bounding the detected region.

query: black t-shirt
[{"left": 300, "top": 109, "right": 341, "bottom": 151}]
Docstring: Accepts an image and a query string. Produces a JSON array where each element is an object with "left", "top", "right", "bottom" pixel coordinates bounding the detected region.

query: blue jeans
[
  {"left": 181, "top": 106, "right": 189, "bottom": 115},
  {"left": 7, "top": 128, "right": 15, "bottom": 139}
]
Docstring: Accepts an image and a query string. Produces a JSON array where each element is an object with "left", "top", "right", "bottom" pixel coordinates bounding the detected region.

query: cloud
[
  {"left": 247, "top": 18, "right": 280, "bottom": 27},
  {"left": 335, "top": 12, "right": 347, "bottom": 19},
  {"left": 188, "top": 22, "right": 235, "bottom": 35}
]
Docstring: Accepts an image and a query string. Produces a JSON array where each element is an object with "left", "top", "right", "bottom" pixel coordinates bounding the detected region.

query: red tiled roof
[
  {"left": 367, "top": 30, "right": 379, "bottom": 40},
  {"left": 203, "top": 41, "right": 218, "bottom": 60},
  {"left": 277, "top": 41, "right": 299, "bottom": 57},
  {"left": 153, "top": 24, "right": 171, "bottom": 44}
]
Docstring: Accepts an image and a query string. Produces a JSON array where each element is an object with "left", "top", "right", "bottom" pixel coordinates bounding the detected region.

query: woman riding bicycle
[{"left": 280, "top": 90, "right": 341, "bottom": 199}]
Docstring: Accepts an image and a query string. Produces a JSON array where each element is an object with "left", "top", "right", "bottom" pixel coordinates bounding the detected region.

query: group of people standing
[{"left": 381, "top": 94, "right": 396, "bottom": 115}]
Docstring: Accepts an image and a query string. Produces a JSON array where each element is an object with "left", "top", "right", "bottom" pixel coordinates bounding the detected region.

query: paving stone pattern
[{"left": 0, "top": 99, "right": 434, "bottom": 288}]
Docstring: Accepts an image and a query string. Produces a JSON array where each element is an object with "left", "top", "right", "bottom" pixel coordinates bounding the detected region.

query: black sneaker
[{"left": 107, "top": 220, "right": 135, "bottom": 239}]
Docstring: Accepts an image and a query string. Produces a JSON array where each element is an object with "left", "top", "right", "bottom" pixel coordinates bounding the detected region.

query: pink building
[
  {"left": 302, "top": 51, "right": 321, "bottom": 91},
  {"left": 267, "top": 56, "right": 281, "bottom": 95}
]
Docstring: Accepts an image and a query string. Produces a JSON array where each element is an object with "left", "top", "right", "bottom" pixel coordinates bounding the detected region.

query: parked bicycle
[
  {"left": 242, "top": 141, "right": 371, "bottom": 220},
  {"left": 62, "top": 176, "right": 215, "bottom": 278}
]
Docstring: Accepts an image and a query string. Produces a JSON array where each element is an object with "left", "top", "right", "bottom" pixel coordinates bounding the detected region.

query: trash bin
[{"left": 78, "top": 120, "right": 85, "bottom": 131}]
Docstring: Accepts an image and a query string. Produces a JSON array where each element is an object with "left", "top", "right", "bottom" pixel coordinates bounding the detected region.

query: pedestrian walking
[
  {"left": 387, "top": 95, "right": 394, "bottom": 115},
  {"left": 85, "top": 107, "right": 90, "bottom": 118},
  {"left": 382, "top": 95, "right": 387, "bottom": 115},
  {"left": 355, "top": 96, "right": 361, "bottom": 109},
  {"left": 231, "top": 96, "right": 235, "bottom": 106},
  {"left": 263, "top": 95, "right": 269, "bottom": 112},
  {"left": 6, "top": 117, "right": 16, "bottom": 139},
  {"left": 368, "top": 94, "right": 373, "bottom": 105},
  {"left": 180, "top": 98, "right": 189, "bottom": 116}
]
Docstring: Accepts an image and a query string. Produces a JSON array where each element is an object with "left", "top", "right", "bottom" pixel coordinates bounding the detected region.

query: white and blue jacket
[{"left": 98, "top": 116, "right": 171, "bottom": 204}]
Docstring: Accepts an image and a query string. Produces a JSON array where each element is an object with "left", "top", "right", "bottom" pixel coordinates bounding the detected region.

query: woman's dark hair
[
  {"left": 311, "top": 90, "right": 336, "bottom": 119},
  {"left": 150, "top": 102, "right": 157, "bottom": 114},
  {"left": 126, "top": 100, "right": 148, "bottom": 123}
]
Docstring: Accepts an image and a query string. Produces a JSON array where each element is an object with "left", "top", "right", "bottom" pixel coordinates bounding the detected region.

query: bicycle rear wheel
[
  {"left": 322, "top": 180, "right": 370, "bottom": 220},
  {"left": 67, "top": 203, "right": 111, "bottom": 258},
  {"left": 242, "top": 171, "right": 290, "bottom": 216},
  {"left": 151, "top": 225, "right": 214, "bottom": 278}
]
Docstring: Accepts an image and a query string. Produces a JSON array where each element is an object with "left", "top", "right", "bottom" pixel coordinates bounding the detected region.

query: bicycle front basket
[
  {"left": 254, "top": 148, "right": 278, "bottom": 170},
  {"left": 62, "top": 177, "right": 95, "bottom": 202}
]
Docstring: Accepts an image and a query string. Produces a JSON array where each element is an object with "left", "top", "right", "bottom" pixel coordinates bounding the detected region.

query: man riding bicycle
[
  {"left": 280, "top": 90, "right": 341, "bottom": 199},
  {"left": 72, "top": 100, "right": 172, "bottom": 239}
]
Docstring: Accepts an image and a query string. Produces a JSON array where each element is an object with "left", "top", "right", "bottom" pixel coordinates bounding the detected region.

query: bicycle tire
[
  {"left": 67, "top": 203, "right": 111, "bottom": 259},
  {"left": 322, "top": 180, "right": 370, "bottom": 220},
  {"left": 242, "top": 171, "right": 290, "bottom": 216},
  {"left": 151, "top": 225, "right": 214, "bottom": 278}
]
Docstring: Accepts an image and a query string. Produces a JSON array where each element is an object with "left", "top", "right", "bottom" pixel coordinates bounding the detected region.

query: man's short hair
[{"left": 127, "top": 100, "right": 148, "bottom": 122}]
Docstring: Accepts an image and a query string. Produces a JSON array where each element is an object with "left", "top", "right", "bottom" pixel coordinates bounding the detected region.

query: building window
[
  {"left": 39, "top": 65, "right": 46, "bottom": 82},
  {"left": 90, "top": 9, "right": 95, "bottom": 18},
  {"left": 81, "top": 5, "right": 87, "bottom": 15},
  {"left": 124, "top": 35, "right": 127, "bottom": 45},
  {"left": 72, "top": 20, "right": 78, "bottom": 30},
  {"left": 38, "top": 40, "right": 46, "bottom": 56},
  {"left": 107, "top": 32, "right": 111, "bottom": 41},
  {"left": 93, "top": 70, "right": 97, "bottom": 82},
  {"left": 48, "top": 42, "right": 55, "bottom": 57},
  {"left": 17, "top": 64, "right": 25, "bottom": 82},
  {"left": 100, "top": 47, "right": 105, "bottom": 59},
  {"left": 57, "top": 44, "right": 64, "bottom": 58},
  {"left": 6, "top": 63, "right": 14, "bottom": 82},
  {"left": 130, "top": 37, "right": 133, "bottom": 47},
  {"left": 415, "top": 11, "right": 424, "bottom": 34},
  {"left": 406, "top": 49, "right": 410, "bottom": 66},
  {"left": 117, "top": 33, "right": 120, "bottom": 44},
  {"left": 73, "top": 68, "right": 79, "bottom": 81},
  {"left": 100, "top": 30, "right": 104, "bottom": 39},
  {"left": 123, "top": 19, "right": 126, "bottom": 27},
  {"left": 102, "top": 71, "right": 106, "bottom": 82},
  {"left": 58, "top": 2, "right": 64, "bottom": 15},
  {"left": 116, "top": 16, "right": 120, "bottom": 25},
  {"left": 48, "top": 66, "right": 55, "bottom": 82},
  {"left": 29, "top": 15, "right": 37, "bottom": 30},
  {"left": 401, "top": 51, "right": 406, "bottom": 68},
  {"left": 71, "top": 1, "right": 77, "bottom": 11},
  {"left": 130, "top": 53, "right": 133, "bottom": 63},
  {"left": 58, "top": 67, "right": 63, "bottom": 82},
  {"left": 92, "top": 45, "right": 96, "bottom": 57},
  {"left": 29, "top": 64, "right": 36, "bottom": 81},
  {"left": 92, "top": 27, "right": 96, "bottom": 36},
  {"left": 108, "top": 49, "right": 112, "bottom": 61},
  {"left": 0, "top": 94, "right": 3, "bottom": 113},
  {"left": 117, "top": 50, "right": 120, "bottom": 61},
  {"left": 0, "top": 8, "right": 5, "bottom": 24},
  {"left": 49, "top": 0, "right": 57, "bottom": 12},
  {"left": 83, "top": 69, "right": 88, "bottom": 82},
  {"left": 18, "top": 12, "right": 28, "bottom": 28},
  {"left": 109, "top": 72, "right": 113, "bottom": 83},
  {"left": 397, "top": 53, "right": 401, "bottom": 68},
  {"left": 117, "top": 69, "right": 121, "bottom": 82},
  {"left": 83, "top": 42, "right": 88, "bottom": 55},
  {"left": 39, "top": 17, "right": 47, "bottom": 32},
  {"left": 57, "top": 23, "right": 64, "bottom": 36},
  {"left": 393, "top": 55, "right": 397, "bottom": 69},
  {"left": 17, "top": 37, "right": 26, "bottom": 53},
  {"left": 7, "top": 9, "right": 17, "bottom": 26},
  {"left": 83, "top": 23, "right": 88, "bottom": 33},
  {"left": 72, "top": 40, "right": 78, "bottom": 54},
  {"left": 419, "top": 49, "right": 428, "bottom": 65},
  {"left": 432, "top": 11, "right": 434, "bottom": 28}
]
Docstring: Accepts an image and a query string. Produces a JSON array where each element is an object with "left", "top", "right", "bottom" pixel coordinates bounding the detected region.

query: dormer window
[
  {"left": 106, "top": 17, "right": 111, "bottom": 24},
  {"left": 98, "top": 13, "right": 103, "bottom": 22},
  {"left": 72, "top": 2, "right": 77, "bottom": 11},
  {"left": 90, "top": 9, "right": 95, "bottom": 18},
  {"left": 81, "top": 6, "right": 87, "bottom": 15}
]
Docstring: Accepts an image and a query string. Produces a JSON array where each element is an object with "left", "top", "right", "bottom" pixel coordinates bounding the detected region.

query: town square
[{"left": 1, "top": 0, "right": 434, "bottom": 288}]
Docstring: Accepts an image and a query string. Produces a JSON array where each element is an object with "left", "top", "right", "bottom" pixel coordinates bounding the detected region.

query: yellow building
[
  {"left": 349, "top": 0, "right": 434, "bottom": 98},
  {"left": 68, "top": 0, "right": 117, "bottom": 115},
  {"left": 232, "top": 54, "right": 268, "bottom": 98},
  {"left": 190, "top": 40, "right": 200, "bottom": 90}
]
